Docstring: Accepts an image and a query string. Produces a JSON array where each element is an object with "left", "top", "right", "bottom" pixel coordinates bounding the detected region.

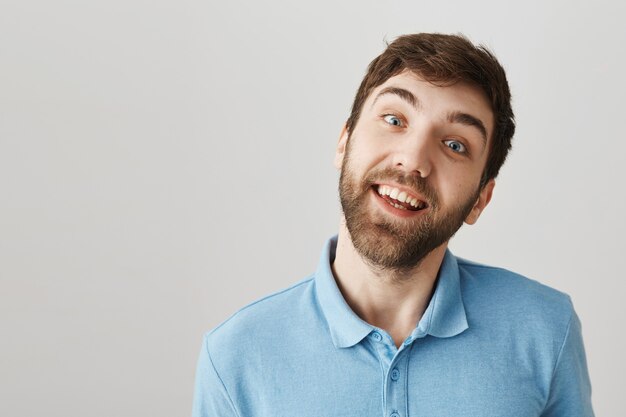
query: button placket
[
  {"left": 385, "top": 352, "right": 407, "bottom": 417},
  {"left": 368, "top": 329, "right": 409, "bottom": 417}
]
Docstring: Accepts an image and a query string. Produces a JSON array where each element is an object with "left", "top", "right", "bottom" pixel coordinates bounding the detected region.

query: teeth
[{"left": 375, "top": 185, "right": 426, "bottom": 210}]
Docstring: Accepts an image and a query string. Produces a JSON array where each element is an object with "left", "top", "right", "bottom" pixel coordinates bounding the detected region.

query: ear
[
  {"left": 333, "top": 124, "right": 349, "bottom": 170},
  {"left": 464, "top": 179, "right": 495, "bottom": 225}
]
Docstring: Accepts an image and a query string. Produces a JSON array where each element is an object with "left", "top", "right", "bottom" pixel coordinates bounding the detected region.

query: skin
[{"left": 331, "top": 70, "right": 496, "bottom": 348}]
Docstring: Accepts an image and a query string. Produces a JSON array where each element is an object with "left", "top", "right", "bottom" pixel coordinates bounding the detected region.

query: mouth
[{"left": 372, "top": 184, "right": 429, "bottom": 212}]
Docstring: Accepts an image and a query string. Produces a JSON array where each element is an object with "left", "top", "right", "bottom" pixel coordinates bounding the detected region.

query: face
[{"left": 336, "top": 70, "right": 495, "bottom": 271}]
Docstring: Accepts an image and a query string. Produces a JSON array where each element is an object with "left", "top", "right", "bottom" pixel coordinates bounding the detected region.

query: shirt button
[
  {"left": 372, "top": 331, "right": 382, "bottom": 341},
  {"left": 390, "top": 412, "right": 400, "bottom": 417},
  {"left": 390, "top": 368, "right": 400, "bottom": 381}
]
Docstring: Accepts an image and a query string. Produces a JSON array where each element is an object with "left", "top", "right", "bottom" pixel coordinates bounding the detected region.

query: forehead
[{"left": 366, "top": 71, "right": 495, "bottom": 140}]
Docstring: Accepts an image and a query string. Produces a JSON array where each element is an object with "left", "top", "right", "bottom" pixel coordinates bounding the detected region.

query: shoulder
[
  {"left": 204, "top": 275, "right": 317, "bottom": 360},
  {"left": 455, "top": 256, "right": 574, "bottom": 331}
]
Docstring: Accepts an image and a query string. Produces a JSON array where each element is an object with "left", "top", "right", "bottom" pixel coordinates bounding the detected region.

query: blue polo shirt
[{"left": 192, "top": 236, "right": 594, "bottom": 417}]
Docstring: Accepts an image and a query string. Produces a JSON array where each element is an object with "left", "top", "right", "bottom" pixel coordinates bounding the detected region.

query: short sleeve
[
  {"left": 191, "top": 334, "right": 240, "bottom": 417},
  {"left": 541, "top": 309, "right": 594, "bottom": 417}
]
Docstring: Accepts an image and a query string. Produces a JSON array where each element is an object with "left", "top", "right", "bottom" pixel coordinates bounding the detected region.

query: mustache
[{"left": 364, "top": 167, "right": 439, "bottom": 208}]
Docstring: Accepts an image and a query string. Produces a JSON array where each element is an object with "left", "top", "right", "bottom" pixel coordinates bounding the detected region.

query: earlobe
[
  {"left": 464, "top": 179, "right": 495, "bottom": 225},
  {"left": 334, "top": 124, "right": 349, "bottom": 170}
]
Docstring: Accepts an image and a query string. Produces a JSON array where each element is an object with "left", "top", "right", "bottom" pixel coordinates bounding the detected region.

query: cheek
[
  {"left": 344, "top": 137, "right": 388, "bottom": 171},
  {"left": 436, "top": 171, "right": 480, "bottom": 208}
]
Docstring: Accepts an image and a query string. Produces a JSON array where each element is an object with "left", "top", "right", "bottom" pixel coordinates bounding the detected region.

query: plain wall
[{"left": 1, "top": 0, "right": 624, "bottom": 415}]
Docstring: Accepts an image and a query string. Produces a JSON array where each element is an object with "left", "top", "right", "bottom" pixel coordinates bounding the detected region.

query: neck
[{"left": 331, "top": 220, "right": 448, "bottom": 347}]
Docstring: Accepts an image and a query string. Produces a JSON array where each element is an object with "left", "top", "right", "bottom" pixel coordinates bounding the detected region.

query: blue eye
[
  {"left": 443, "top": 139, "right": 467, "bottom": 154},
  {"left": 383, "top": 114, "right": 403, "bottom": 127}
]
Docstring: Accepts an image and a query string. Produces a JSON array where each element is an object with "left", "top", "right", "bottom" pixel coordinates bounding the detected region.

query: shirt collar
[{"left": 314, "top": 235, "right": 469, "bottom": 348}]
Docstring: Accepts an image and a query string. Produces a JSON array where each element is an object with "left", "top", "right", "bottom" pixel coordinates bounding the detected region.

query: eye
[
  {"left": 443, "top": 139, "right": 467, "bottom": 154},
  {"left": 382, "top": 114, "right": 404, "bottom": 127}
]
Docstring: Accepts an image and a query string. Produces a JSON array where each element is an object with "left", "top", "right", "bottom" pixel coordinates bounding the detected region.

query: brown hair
[{"left": 345, "top": 33, "right": 515, "bottom": 187}]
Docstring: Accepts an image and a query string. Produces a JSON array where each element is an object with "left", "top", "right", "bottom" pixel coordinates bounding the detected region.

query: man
[{"left": 192, "top": 33, "right": 594, "bottom": 417}]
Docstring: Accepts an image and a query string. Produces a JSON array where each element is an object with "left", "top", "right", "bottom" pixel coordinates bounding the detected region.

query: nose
[{"left": 391, "top": 128, "right": 434, "bottom": 178}]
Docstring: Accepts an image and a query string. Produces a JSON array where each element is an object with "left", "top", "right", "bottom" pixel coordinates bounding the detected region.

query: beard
[{"left": 338, "top": 148, "right": 481, "bottom": 273}]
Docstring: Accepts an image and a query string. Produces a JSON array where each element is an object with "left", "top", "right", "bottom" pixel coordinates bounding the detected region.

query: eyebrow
[
  {"left": 447, "top": 111, "right": 488, "bottom": 148},
  {"left": 371, "top": 86, "right": 421, "bottom": 109}
]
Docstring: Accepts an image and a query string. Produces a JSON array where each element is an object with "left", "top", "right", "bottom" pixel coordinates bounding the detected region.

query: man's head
[
  {"left": 346, "top": 33, "right": 515, "bottom": 187},
  {"left": 335, "top": 33, "right": 515, "bottom": 272}
]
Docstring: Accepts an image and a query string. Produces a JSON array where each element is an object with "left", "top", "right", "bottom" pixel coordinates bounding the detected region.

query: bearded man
[{"left": 192, "top": 33, "right": 594, "bottom": 417}]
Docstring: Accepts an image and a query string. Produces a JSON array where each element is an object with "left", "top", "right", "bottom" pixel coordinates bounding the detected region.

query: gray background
[{"left": 1, "top": 0, "right": 624, "bottom": 416}]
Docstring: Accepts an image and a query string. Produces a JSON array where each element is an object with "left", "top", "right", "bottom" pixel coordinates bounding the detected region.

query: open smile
[{"left": 370, "top": 184, "right": 429, "bottom": 217}]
